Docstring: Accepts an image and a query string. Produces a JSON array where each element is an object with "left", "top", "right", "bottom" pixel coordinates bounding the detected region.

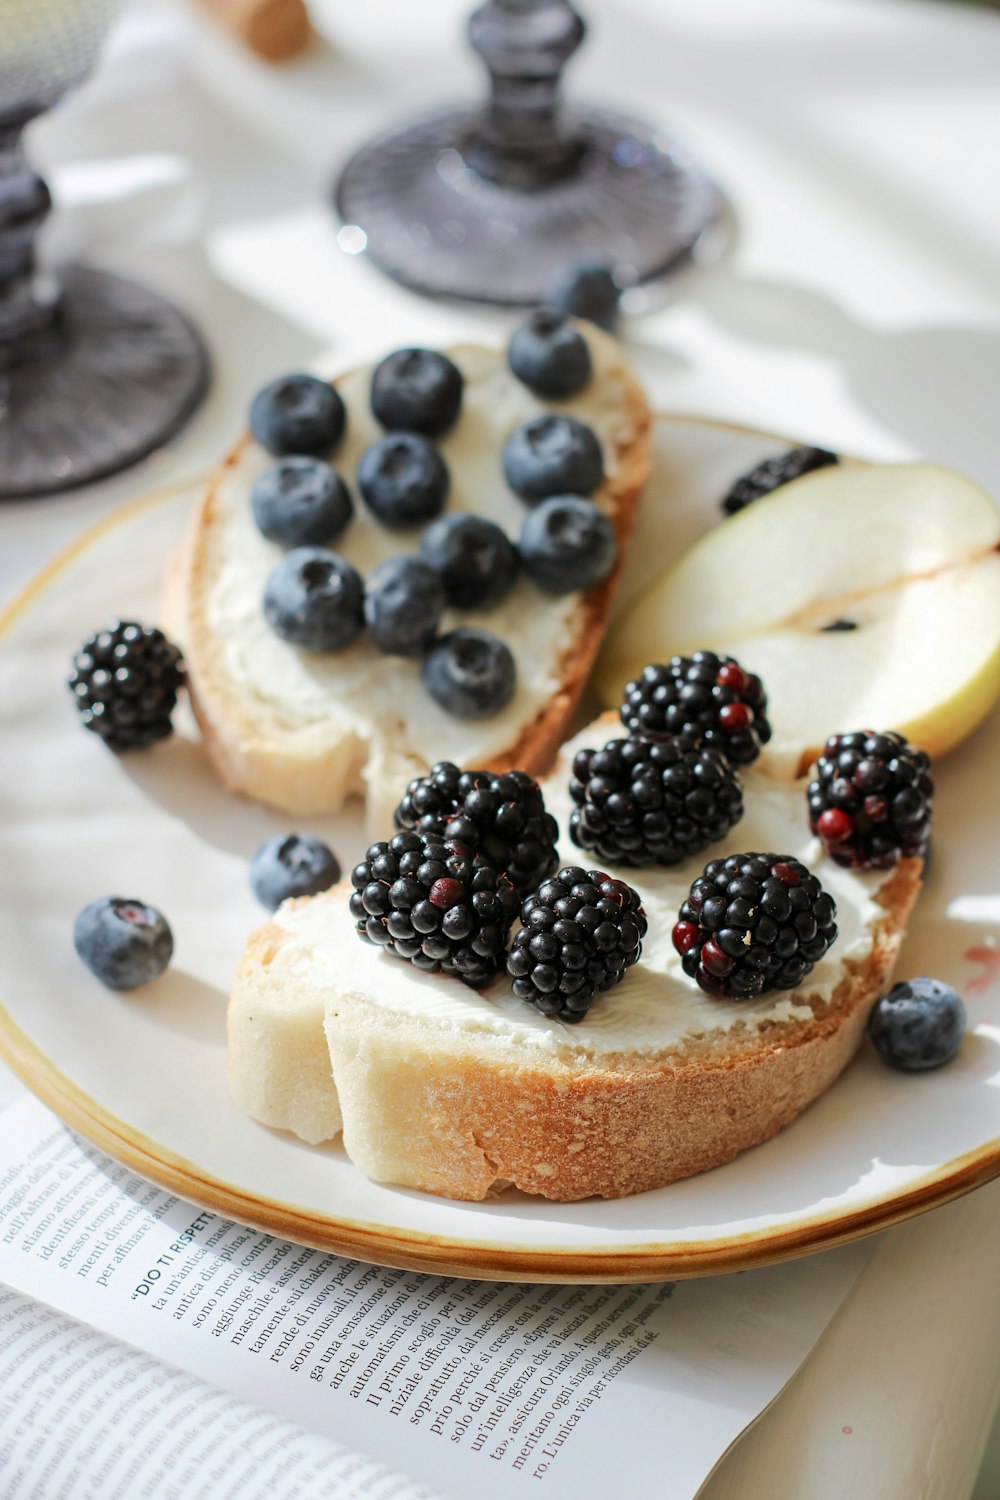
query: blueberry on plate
[
  {"left": 365, "top": 556, "right": 445, "bottom": 657},
  {"left": 251, "top": 456, "right": 354, "bottom": 548},
  {"left": 547, "top": 260, "right": 622, "bottom": 332},
  {"left": 869, "top": 977, "right": 967, "bottom": 1071},
  {"left": 249, "top": 374, "right": 346, "bottom": 458},
  {"left": 419, "top": 512, "right": 519, "bottom": 610},
  {"left": 250, "top": 833, "right": 341, "bottom": 912},
  {"left": 506, "top": 308, "right": 592, "bottom": 400},
  {"left": 422, "top": 627, "right": 517, "bottom": 720},
  {"left": 370, "top": 348, "right": 464, "bottom": 438},
  {"left": 262, "top": 547, "right": 365, "bottom": 652},
  {"left": 73, "top": 896, "right": 173, "bottom": 991},
  {"left": 357, "top": 432, "right": 450, "bottom": 530},
  {"left": 519, "top": 494, "right": 617, "bottom": 594},
  {"left": 501, "top": 414, "right": 604, "bottom": 504}
]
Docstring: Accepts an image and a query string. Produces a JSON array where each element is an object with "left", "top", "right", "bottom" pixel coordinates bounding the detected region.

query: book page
[
  {"left": 0, "top": 1289, "right": 444, "bottom": 1500},
  {"left": 0, "top": 1098, "right": 871, "bottom": 1500}
]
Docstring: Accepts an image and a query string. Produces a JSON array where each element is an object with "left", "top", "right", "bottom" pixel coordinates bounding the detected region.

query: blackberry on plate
[
  {"left": 501, "top": 414, "right": 604, "bottom": 504},
  {"left": 721, "top": 445, "right": 838, "bottom": 516},
  {"left": 869, "top": 977, "right": 966, "bottom": 1071},
  {"left": 394, "top": 763, "right": 559, "bottom": 895},
  {"left": 547, "top": 260, "right": 621, "bottom": 333},
  {"left": 420, "top": 513, "right": 519, "bottom": 610},
  {"left": 364, "top": 556, "right": 445, "bottom": 657},
  {"left": 370, "top": 347, "right": 463, "bottom": 438},
  {"left": 422, "top": 628, "right": 516, "bottom": 720},
  {"left": 569, "top": 736, "right": 743, "bottom": 867},
  {"left": 349, "top": 831, "right": 519, "bottom": 987},
  {"left": 74, "top": 896, "right": 173, "bottom": 991},
  {"left": 250, "top": 374, "right": 346, "bottom": 458},
  {"left": 506, "top": 866, "right": 646, "bottom": 1023},
  {"left": 69, "top": 620, "right": 185, "bottom": 752},
  {"left": 357, "top": 431, "right": 450, "bottom": 530},
  {"left": 672, "top": 853, "right": 837, "bottom": 1000},
  {"left": 807, "top": 730, "right": 933, "bottom": 870},
  {"left": 518, "top": 495, "right": 617, "bottom": 594},
  {"left": 507, "top": 308, "right": 592, "bottom": 400},
  {"left": 620, "top": 654, "right": 771, "bottom": 767}
]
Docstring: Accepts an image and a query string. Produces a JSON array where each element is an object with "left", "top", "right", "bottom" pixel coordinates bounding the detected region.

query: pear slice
[{"left": 596, "top": 461, "right": 1000, "bottom": 775}]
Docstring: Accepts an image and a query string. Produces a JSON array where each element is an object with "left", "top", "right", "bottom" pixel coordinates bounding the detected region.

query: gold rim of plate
[{"left": 3, "top": 419, "right": 998, "bottom": 1283}]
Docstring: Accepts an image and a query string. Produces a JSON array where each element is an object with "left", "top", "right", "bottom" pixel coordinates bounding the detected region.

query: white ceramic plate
[{"left": 2, "top": 416, "right": 999, "bottom": 1283}]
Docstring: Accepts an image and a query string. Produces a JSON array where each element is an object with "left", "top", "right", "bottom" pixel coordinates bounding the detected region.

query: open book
[{"left": 0, "top": 1096, "right": 868, "bottom": 1499}]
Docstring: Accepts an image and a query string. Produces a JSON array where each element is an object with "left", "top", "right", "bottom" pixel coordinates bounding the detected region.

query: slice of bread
[
  {"left": 173, "top": 327, "right": 650, "bottom": 825},
  {"left": 228, "top": 713, "right": 923, "bottom": 1198}
]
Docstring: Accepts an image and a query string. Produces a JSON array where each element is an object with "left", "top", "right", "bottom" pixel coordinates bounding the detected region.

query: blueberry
[
  {"left": 501, "top": 415, "right": 604, "bottom": 504},
  {"left": 73, "top": 896, "right": 173, "bottom": 991},
  {"left": 519, "top": 495, "right": 617, "bottom": 594},
  {"left": 370, "top": 348, "right": 463, "bottom": 438},
  {"left": 869, "top": 977, "right": 967, "bottom": 1071},
  {"left": 357, "top": 432, "right": 450, "bottom": 530},
  {"left": 419, "top": 513, "right": 519, "bottom": 610},
  {"left": 250, "top": 834, "right": 341, "bottom": 912},
  {"left": 422, "top": 628, "right": 516, "bottom": 720},
  {"left": 262, "top": 547, "right": 364, "bottom": 652},
  {"left": 249, "top": 374, "right": 346, "bottom": 458},
  {"left": 547, "top": 261, "right": 621, "bottom": 332},
  {"left": 507, "top": 309, "right": 592, "bottom": 400},
  {"left": 364, "top": 556, "right": 445, "bottom": 657},
  {"left": 251, "top": 457, "right": 353, "bottom": 548}
]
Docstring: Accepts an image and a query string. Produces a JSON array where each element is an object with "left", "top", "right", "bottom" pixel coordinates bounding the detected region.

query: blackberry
[
  {"left": 721, "top": 446, "right": 838, "bottom": 516},
  {"left": 394, "top": 764, "right": 559, "bottom": 896},
  {"left": 349, "top": 831, "right": 519, "bottom": 988},
  {"left": 807, "top": 730, "right": 933, "bottom": 870},
  {"left": 620, "top": 654, "right": 771, "bottom": 767},
  {"left": 569, "top": 737, "right": 743, "bottom": 867},
  {"left": 507, "top": 867, "right": 647, "bottom": 1023},
  {"left": 69, "top": 620, "right": 184, "bottom": 752},
  {"left": 672, "top": 853, "right": 837, "bottom": 1000}
]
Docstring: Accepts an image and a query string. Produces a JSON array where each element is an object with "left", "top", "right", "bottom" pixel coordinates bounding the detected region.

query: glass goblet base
[
  {"left": 334, "top": 104, "right": 726, "bottom": 307},
  {"left": 0, "top": 265, "right": 209, "bottom": 499}
]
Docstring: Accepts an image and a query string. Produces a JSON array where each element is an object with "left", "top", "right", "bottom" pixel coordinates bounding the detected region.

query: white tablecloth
[{"left": 4, "top": 1, "right": 1000, "bottom": 1494}]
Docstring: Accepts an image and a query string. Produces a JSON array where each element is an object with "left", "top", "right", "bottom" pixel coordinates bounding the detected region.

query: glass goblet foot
[{"left": 0, "top": 264, "right": 209, "bottom": 499}]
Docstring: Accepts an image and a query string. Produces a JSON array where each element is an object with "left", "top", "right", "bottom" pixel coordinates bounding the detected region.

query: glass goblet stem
[
  {"left": 466, "top": 0, "right": 585, "bottom": 187},
  {"left": 0, "top": 109, "right": 59, "bottom": 363}
]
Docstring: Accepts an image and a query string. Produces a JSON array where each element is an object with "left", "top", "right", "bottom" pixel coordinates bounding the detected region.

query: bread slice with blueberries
[
  {"left": 228, "top": 666, "right": 929, "bottom": 1200},
  {"left": 173, "top": 314, "right": 651, "bottom": 823}
]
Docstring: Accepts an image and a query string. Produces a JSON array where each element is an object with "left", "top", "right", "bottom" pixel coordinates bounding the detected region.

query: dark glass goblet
[
  {"left": 0, "top": 0, "right": 209, "bottom": 499},
  {"left": 335, "top": 0, "right": 726, "bottom": 308}
]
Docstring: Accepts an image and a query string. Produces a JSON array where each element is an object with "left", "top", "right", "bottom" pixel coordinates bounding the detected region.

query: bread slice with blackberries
[
  {"left": 228, "top": 705, "right": 924, "bottom": 1201},
  {"left": 172, "top": 317, "right": 651, "bottom": 823}
]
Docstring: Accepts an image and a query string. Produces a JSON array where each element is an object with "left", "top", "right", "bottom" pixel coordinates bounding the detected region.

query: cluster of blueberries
[{"left": 249, "top": 308, "right": 619, "bottom": 722}]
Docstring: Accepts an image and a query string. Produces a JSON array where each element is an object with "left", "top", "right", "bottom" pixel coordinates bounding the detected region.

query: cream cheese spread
[{"left": 278, "top": 728, "right": 887, "bottom": 1057}]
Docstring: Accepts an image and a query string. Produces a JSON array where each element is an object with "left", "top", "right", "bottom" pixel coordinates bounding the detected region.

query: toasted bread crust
[
  {"left": 328, "top": 859, "right": 920, "bottom": 1200},
  {"left": 174, "top": 330, "right": 651, "bottom": 817},
  {"left": 231, "top": 854, "right": 922, "bottom": 1201}
]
